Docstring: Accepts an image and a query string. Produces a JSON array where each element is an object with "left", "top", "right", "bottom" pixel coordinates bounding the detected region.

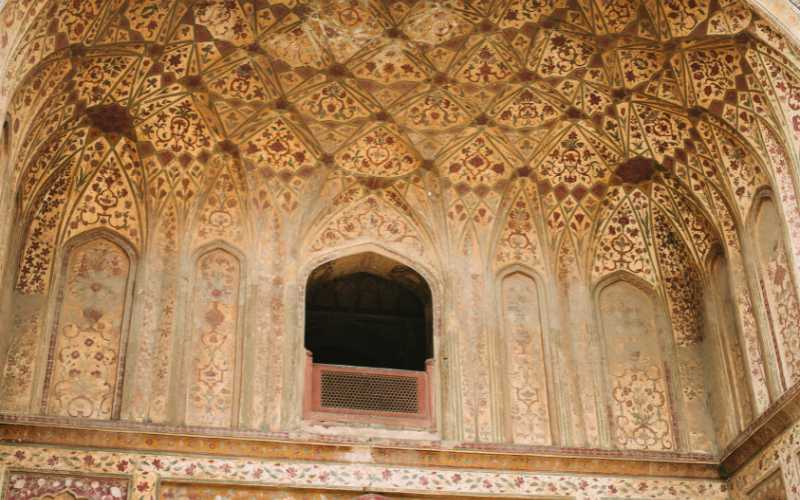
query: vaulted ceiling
[{"left": 2, "top": 0, "right": 800, "bottom": 287}]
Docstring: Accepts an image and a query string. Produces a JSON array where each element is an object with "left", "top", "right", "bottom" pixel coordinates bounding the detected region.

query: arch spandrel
[{"left": 491, "top": 179, "right": 547, "bottom": 274}]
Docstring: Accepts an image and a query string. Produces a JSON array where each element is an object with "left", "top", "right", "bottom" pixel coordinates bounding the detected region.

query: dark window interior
[{"left": 305, "top": 259, "right": 432, "bottom": 371}]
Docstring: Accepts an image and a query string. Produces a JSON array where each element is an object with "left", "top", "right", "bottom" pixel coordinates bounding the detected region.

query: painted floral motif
[
  {"left": 138, "top": 98, "right": 212, "bottom": 158},
  {"left": 683, "top": 47, "right": 741, "bottom": 107},
  {"left": 592, "top": 0, "right": 640, "bottom": 33},
  {"left": 16, "top": 170, "right": 72, "bottom": 295},
  {"left": 65, "top": 143, "right": 142, "bottom": 247},
  {"left": 529, "top": 30, "right": 595, "bottom": 78},
  {"left": 187, "top": 249, "right": 241, "bottom": 428},
  {"left": 194, "top": 158, "right": 246, "bottom": 247},
  {"left": 3, "top": 471, "right": 129, "bottom": 500},
  {"left": 616, "top": 48, "right": 664, "bottom": 88},
  {"left": 0, "top": 443, "right": 731, "bottom": 499},
  {"left": 538, "top": 126, "right": 618, "bottom": 236},
  {"left": 0, "top": 308, "right": 41, "bottom": 412},
  {"left": 240, "top": 116, "right": 317, "bottom": 212},
  {"left": 610, "top": 364, "right": 675, "bottom": 451},
  {"left": 494, "top": 183, "right": 544, "bottom": 271},
  {"left": 759, "top": 237, "right": 800, "bottom": 388},
  {"left": 454, "top": 36, "right": 520, "bottom": 84},
  {"left": 310, "top": 196, "right": 424, "bottom": 255},
  {"left": 45, "top": 238, "right": 131, "bottom": 419},
  {"left": 193, "top": 1, "right": 253, "bottom": 46},
  {"left": 592, "top": 189, "right": 656, "bottom": 285},
  {"left": 496, "top": 0, "right": 561, "bottom": 28},
  {"left": 350, "top": 43, "right": 429, "bottom": 84},
  {"left": 207, "top": 60, "right": 277, "bottom": 105},
  {"left": 706, "top": 0, "right": 751, "bottom": 35},
  {"left": 746, "top": 469, "right": 787, "bottom": 499},
  {"left": 600, "top": 281, "right": 676, "bottom": 452},
  {"left": 502, "top": 272, "right": 551, "bottom": 445},
  {"left": 395, "top": 89, "right": 474, "bottom": 130},
  {"left": 441, "top": 133, "right": 514, "bottom": 187},
  {"left": 728, "top": 416, "right": 800, "bottom": 498},
  {"left": 654, "top": 211, "right": 704, "bottom": 347},
  {"left": 644, "top": 0, "right": 710, "bottom": 38},
  {"left": 336, "top": 125, "right": 420, "bottom": 178},
  {"left": 402, "top": 3, "right": 470, "bottom": 45},
  {"left": 634, "top": 104, "right": 692, "bottom": 164},
  {"left": 490, "top": 85, "right": 566, "bottom": 129},
  {"left": 295, "top": 81, "right": 373, "bottom": 122}
]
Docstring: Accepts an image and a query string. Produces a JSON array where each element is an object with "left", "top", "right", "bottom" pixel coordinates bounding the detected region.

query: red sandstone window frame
[{"left": 303, "top": 351, "right": 435, "bottom": 429}]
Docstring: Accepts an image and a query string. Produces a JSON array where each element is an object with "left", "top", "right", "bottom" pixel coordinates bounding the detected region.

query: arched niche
[
  {"left": 595, "top": 275, "right": 676, "bottom": 452},
  {"left": 41, "top": 230, "right": 136, "bottom": 420},
  {"left": 703, "top": 250, "right": 753, "bottom": 445},
  {"left": 497, "top": 269, "right": 552, "bottom": 446},
  {"left": 183, "top": 244, "right": 245, "bottom": 428},
  {"left": 749, "top": 193, "right": 800, "bottom": 390}
]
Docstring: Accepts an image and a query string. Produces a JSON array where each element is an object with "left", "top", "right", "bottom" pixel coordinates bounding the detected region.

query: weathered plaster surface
[{"left": 0, "top": 0, "right": 798, "bottom": 498}]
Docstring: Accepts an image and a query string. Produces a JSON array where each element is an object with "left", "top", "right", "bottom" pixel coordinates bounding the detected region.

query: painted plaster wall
[
  {"left": 729, "top": 416, "right": 800, "bottom": 499},
  {"left": 0, "top": 0, "right": 798, "bottom": 496}
]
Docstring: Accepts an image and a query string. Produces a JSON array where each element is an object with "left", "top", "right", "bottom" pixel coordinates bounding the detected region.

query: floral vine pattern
[
  {"left": 186, "top": 249, "right": 241, "bottom": 428},
  {"left": 45, "top": 238, "right": 130, "bottom": 420},
  {"left": 0, "top": 444, "right": 731, "bottom": 500}
]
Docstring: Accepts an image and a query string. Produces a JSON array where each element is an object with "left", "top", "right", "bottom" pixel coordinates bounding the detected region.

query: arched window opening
[
  {"left": 303, "top": 252, "right": 434, "bottom": 428},
  {"left": 305, "top": 253, "right": 432, "bottom": 371}
]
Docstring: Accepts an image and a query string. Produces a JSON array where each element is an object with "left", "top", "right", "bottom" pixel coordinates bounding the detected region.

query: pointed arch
[
  {"left": 183, "top": 243, "right": 246, "bottom": 428},
  {"left": 704, "top": 249, "right": 754, "bottom": 445},
  {"left": 748, "top": 191, "right": 800, "bottom": 390},
  {"left": 496, "top": 266, "right": 553, "bottom": 445},
  {"left": 594, "top": 273, "right": 677, "bottom": 452},
  {"left": 295, "top": 242, "right": 445, "bottom": 435},
  {"left": 42, "top": 229, "right": 136, "bottom": 419}
]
